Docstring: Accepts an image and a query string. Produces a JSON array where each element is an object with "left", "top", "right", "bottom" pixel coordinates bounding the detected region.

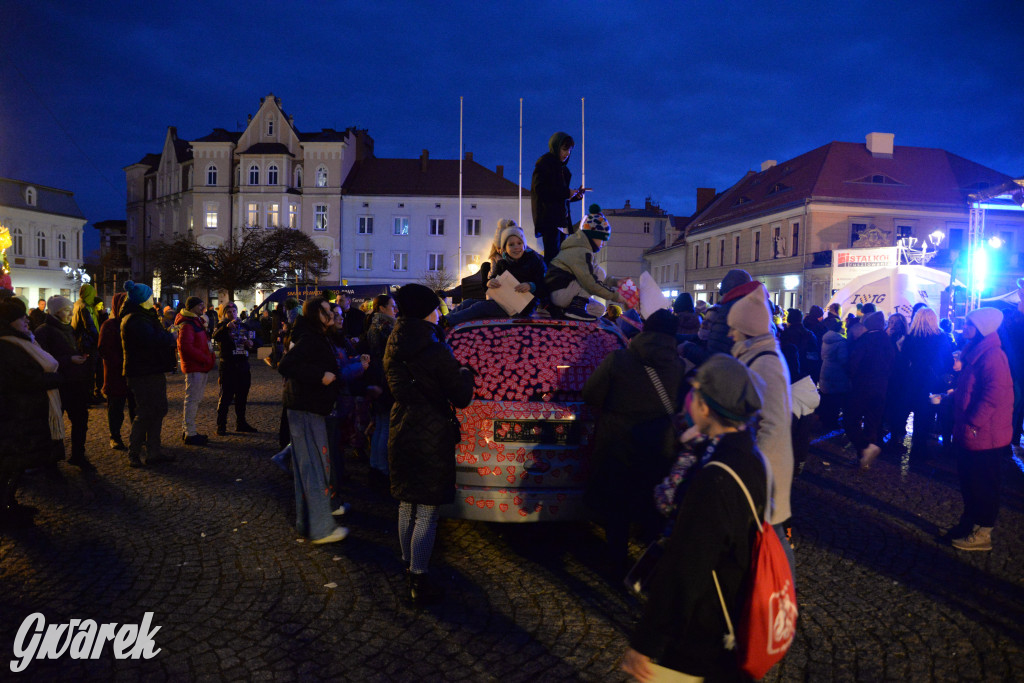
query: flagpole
[
  {"left": 459, "top": 96, "right": 463, "bottom": 282},
  {"left": 518, "top": 97, "right": 523, "bottom": 229},
  {"left": 581, "top": 98, "right": 586, "bottom": 211}
]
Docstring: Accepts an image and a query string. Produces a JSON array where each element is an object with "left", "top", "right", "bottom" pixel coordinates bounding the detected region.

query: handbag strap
[{"left": 644, "top": 365, "right": 675, "bottom": 416}]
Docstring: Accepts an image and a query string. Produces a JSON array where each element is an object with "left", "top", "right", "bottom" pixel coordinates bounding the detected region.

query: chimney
[
  {"left": 866, "top": 132, "right": 894, "bottom": 158},
  {"left": 465, "top": 151, "right": 473, "bottom": 162},
  {"left": 645, "top": 196, "right": 654, "bottom": 211},
  {"left": 761, "top": 160, "right": 777, "bottom": 172},
  {"left": 495, "top": 165, "right": 503, "bottom": 178},
  {"left": 696, "top": 187, "right": 716, "bottom": 213},
  {"left": 420, "top": 149, "right": 428, "bottom": 173},
  {"left": 624, "top": 199, "right": 631, "bottom": 209}
]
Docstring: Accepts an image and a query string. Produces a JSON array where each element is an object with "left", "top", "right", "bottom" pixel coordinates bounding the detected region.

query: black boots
[{"left": 409, "top": 572, "right": 444, "bottom": 606}]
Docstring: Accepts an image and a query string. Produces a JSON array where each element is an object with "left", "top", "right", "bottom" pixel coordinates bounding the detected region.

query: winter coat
[
  {"left": 0, "top": 324, "right": 64, "bottom": 468},
  {"left": 385, "top": 317, "right": 475, "bottom": 505},
  {"left": 490, "top": 248, "right": 548, "bottom": 299},
  {"left": 707, "top": 298, "right": 740, "bottom": 356},
  {"left": 34, "top": 315, "right": 93, "bottom": 386},
  {"left": 676, "top": 311, "right": 701, "bottom": 337},
  {"left": 214, "top": 319, "right": 251, "bottom": 366},
  {"left": 98, "top": 292, "right": 129, "bottom": 398},
  {"left": 582, "top": 331, "right": 686, "bottom": 519},
  {"left": 849, "top": 329, "right": 894, "bottom": 397},
  {"left": 819, "top": 330, "right": 851, "bottom": 394},
  {"left": 341, "top": 307, "right": 366, "bottom": 341},
  {"left": 780, "top": 322, "right": 819, "bottom": 381},
  {"left": 120, "top": 302, "right": 176, "bottom": 378},
  {"left": 71, "top": 296, "right": 100, "bottom": 356},
  {"left": 530, "top": 132, "right": 576, "bottom": 237},
  {"left": 732, "top": 333, "right": 793, "bottom": 525},
  {"left": 903, "top": 331, "right": 953, "bottom": 398},
  {"left": 631, "top": 429, "right": 768, "bottom": 680},
  {"left": 953, "top": 332, "right": 1013, "bottom": 451},
  {"left": 278, "top": 321, "right": 343, "bottom": 416},
  {"left": 175, "top": 311, "right": 215, "bottom": 374},
  {"left": 364, "top": 312, "right": 396, "bottom": 411},
  {"left": 544, "top": 230, "right": 620, "bottom": 301}
]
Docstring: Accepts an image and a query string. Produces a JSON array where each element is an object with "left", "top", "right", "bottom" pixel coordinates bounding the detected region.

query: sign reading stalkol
[
  {"left": 10, "top": 612, "right": 161, "bottom": 672},
  {"left": 831, "top": 247, "right": 898, "bottom": 293}
]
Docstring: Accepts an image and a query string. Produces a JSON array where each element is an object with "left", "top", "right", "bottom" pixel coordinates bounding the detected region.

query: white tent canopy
[{"left": 827, "top": 265, "right": 961, "bottom": 319}]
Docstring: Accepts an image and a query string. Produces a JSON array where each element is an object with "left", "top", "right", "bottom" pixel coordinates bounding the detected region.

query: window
[
  {"left": 694, "top": 245, "right": 700, "bottom": 269},
  {"left": 267, "top": 165, "right": 279, "bottom": 186},
  {"left": 392, "top": 252, "right": 409, "bottom": 271},
  {"left": 316, "top": 166, "right": 327, "bottom": 187},
  {"left": 24, "top": 187, "right": 36, "bottom": 206},
  {"left": 674, "top": 263, "right": 679, "bottom": 281},
  {"left": 754, "top": 232, "right": 761, "bottom": 261},
  {"left": 319, "top": 250, "right": 330, "bottom": 271},
  {"left": 705, "top": 242, "right": 710, "bottom": 268},
  {"left": 295, "top": 167, "right": 303, "bottom": 187},
  {"left": 248, "top": 164, "right": 260, "bottom": 185},
  {"left": 247, "top": 203, "right": 260, "bottom": 227},
  {"left": 357, "top": 251, "right": 373, "bottom": 270},
  {"left": 427, "top": 253, "right": 445, "bottom": 271},
  {"left": 772, "top": 225, "right": 782, "bottom": 258},
  {"left": 314, "top": 205, "right": 328, "bottom": 231},
  {"left": 58, "top": 234, "right": 67, "bottom": 260},
  {"left": 36, "top": 231, "right": 46, "bottom": 258},
  {"left": 464, "top": 254, "right": 481, "bottom": 270},
  {"left": 128, "top": 218, "right": 136, "bottom": 239},
  {"left": 466, "top": 218, "right": 481, "bottom": 236},
  {"left": 267, "top": 118, "right": 274, "bottom": 136},
  {"left": 734, "top": 235, "right": 741, "bottom": 264},
  {"left": 644, "top": 221, "right": 651, "bottom": 234},
  {"left": 288, "top": 204, "right": 299, "bottom": 229},
  {"left": 947, "top": 226, "right": 965, "bottom": 251},
  {"left": 791, "top": 222, "right": 800, "bottom": 257},
  {"left": 429, "top": 218, "right": 445, "bottom": 236},
  {"left": 358, "top": 216, "right": 374, "bottom": 235},
  {"left": 12, "top": 228, "right": 23, "bottom": 255},
  {"left": 205, "top": 203, "right": 218, "bottom": 229},
  {"left": 145, "top": 217, "right": 152, "bottom": 238},
  {"left": 267, "top": 203, "right": 280, "bottom": 228},
  {"left": 393, "top": 217, "right": 409, "bottom": 235},
  {"left": 719, "top": 239, "right": 725, "bottom": 266}
]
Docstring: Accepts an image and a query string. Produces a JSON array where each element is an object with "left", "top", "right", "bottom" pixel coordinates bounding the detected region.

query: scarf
[{"left": 0, "top": 335, "right": 66, "bottom": 440}]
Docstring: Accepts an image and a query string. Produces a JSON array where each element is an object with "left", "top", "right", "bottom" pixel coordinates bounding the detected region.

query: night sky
[{"left": 2, "top": 1, "right": 1022, "bottom": 257}]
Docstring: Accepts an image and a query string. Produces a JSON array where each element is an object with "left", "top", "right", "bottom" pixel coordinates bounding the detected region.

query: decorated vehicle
[{"left": 444, "top": 317, "right": 627, "bottom": 522}]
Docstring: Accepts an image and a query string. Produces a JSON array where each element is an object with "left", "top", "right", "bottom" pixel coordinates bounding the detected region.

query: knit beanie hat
[
  {"left": 966, "top": 307, "right": 1004, "bottom": 337},
  {"left": 808, "top": 305, "right": 824, "bottom": 321},
  {"left": 726, "top": 283, "right": 772, "bottom": 337},
  {"left": 863, "top": 310, "right": 886, "bottom": 332},
  {"left": 580, "top": 204, "right": 611, "bottom": 242},
  {"left": 497, "top": 219, "right": 526, "bottom": 252},
  {"left": 693, "top": 354, "right": 762, "bottom": 423},
  {"left": 673, "top": 291, "right": 695, "bottom": 314},
  {"left": 0, "top": 297, "right": 27, "bottom": 324},
  {"left": 720, "top": 269, "right": 752, "bottom": 297},
  {"left": 395, "top": 283, "right": 441, "bottom": 320},
  {"left": 787, "top": 308, "right": 804, "bottom": 326},
  {"left": 643, "top": 308, "right": 679, "bottom": 336},
  {"left": 46, "top": 295, "right": 73, "bottom": 315},
  {"left": 185, "top": 296, "right": 204, "bottom": 310},
  {"left": 721, "top": 279, "right": 761, "bottom": 305},
  {"left": 123, "top": 280, "right": 153, "bottom": 306}
]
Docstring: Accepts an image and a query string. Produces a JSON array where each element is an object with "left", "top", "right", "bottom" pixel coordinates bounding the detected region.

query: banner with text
[{"left": 831, "top": 247, "right": 898, "bottom": 292}]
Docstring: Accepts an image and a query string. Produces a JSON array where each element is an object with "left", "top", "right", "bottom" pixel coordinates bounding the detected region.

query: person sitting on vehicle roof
[
  {"left": 544, "top": 204, "right": 627, "bottom": 322},
  {"left": 444, "top": 219, "right": 547, "bottom": 327}
]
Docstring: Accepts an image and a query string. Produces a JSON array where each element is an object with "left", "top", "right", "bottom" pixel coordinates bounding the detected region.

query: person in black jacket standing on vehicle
[
  {"left": 278, "top": 297, "right": 351, "bottom": 545},
  {"left": 531, "top": 132, "right": 588, "bottom": 263},
  {"left": 386, "top": 284, "right": 475, "bottom": 605},
  {"left": 213, "top": 302, "right": 256, "bottom": 435}
]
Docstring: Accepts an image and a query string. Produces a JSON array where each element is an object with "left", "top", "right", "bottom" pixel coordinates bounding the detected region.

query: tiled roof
[
  {"left": 238, "top": 142, "right": 294, "bottom": 156},
  {"left": 127, "top": 153, "right": 162, "bottom": 170},
  {"left": 342, "top": 158, "right": 522, "bottom": 197},
  {"left": 298, "top": 128, "right": 351, "bottom": 143},
  {"left": 686, "top": 141, "right": 1015, "bottom": 237},
  {"left": 0, "top": 177, "right": 86, "bottom": 219},
  {"left": 172, "top": 138, "right": 193, "bottom": 163},
  {"left": 193, "top": 128, "right": 242, "bottom": 143}
]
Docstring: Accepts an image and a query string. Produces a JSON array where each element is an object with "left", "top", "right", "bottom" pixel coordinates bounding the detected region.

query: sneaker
[
  {"left": 409, "top": 572, "right": 444, "bottom": 605},
  {"left": 331, "top": 502, "right": 352, "bottom": 517},
  {"left": 563, "top": 296, "right": 598, "bottom": 322},
  {"left": 310, "top": 526, "right": 349, "bottom": 545},
  {"left": 859, "top": 443, "right": 881, "bottom": 469},
  {"left": 183, "top": 434, "right": 208, "bottom": 446},
  {"left": 236, "top": 422, "right": 259, "bottom": 433},
  {"left": 110, "top": 439, "right": 127, "bottom": 451},
  {"left": 952, "top": 525, "right": 993, "bottom": 552}
]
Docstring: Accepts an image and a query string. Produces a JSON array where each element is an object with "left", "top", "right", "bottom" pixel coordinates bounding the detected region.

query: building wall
[{"left": 1, "top": 204, "right": 86, "bottom": 303}]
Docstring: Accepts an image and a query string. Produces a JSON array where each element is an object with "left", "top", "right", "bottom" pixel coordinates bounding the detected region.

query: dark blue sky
[{"left": 1, "top": 1, "right": 1022, "bottom": 256}]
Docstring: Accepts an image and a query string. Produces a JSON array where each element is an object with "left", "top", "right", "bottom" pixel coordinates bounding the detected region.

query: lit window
[
  {"left": 427, "top": 253, "right": 444, "bottom": 271},
  {"left": 357, "top": 251, "right": 373, "bottom": 270},
  {"left": 393, "top": 217, "right": 409, "bottom": 235},
  {"left": 314, "top": 205, "right": 328, "bottom": 231},
  {"left": 249, "top": 164, "right": 260, "bottom": 185},
  {"left": 358, "top": 216, "right": 374, "bottom": 235},
  {"left": 392, "top": 252, "right": 408, "bottom": 271},
  {"left": 267, "top": 165, "right": 279, "bottom": 186},
  {"left": 36, "top": 231, "right": 46, "bottom": 257},
  {"left": 316, "top": 167, "right": 327, "bottom": 187},
  {"left": 267, "top": 203, "right": 280, "bottom": 228},
  {"left": 466, "top": 218, "right": 481, "bottom": 236},
  {"left": 247, "top": 203, "right": 260, "bottom": 227},
  {"left": 288, "top": 204, "right": 298, "bottom": 229},
  {"left": 464, "top": 254, "right": 480, "bottom": 269},
  {"left": 205, "top": 204, "right": 218, "bottom": 229}
]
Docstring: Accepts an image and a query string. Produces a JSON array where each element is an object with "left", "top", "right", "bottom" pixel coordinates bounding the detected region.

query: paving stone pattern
[{"left": 1, "top": 364, "right": 1022, "bottom": 681}]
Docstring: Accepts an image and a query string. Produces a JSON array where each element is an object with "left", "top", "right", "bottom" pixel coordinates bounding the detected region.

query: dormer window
[
  {"left": 849, "top": 173, "right": 904, "bottom": 186},
  {"left": 733, "top": 196, "right": 752, "bottom": 206},
  {"left": 766, "top": 182, "right": 791, "bottom": 195},
  {"left": 267, "top": 118, "right": 274, "bottom": 136},
  {"left": 24, "top": 186, "right": 37, "bottom": 206},
  {"left": 316, "top": 166, "right": 328, "bottom": 187}
]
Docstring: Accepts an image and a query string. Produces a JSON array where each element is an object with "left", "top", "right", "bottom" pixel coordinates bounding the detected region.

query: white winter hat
[
  {"left": 966, "top": 307, "right": 1003, "bottom": 337},
  {"left": 727, "top": 284, "right": 773, "bottom": 337}
]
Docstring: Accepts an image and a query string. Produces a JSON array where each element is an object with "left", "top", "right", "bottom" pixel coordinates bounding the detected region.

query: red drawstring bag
[{"left": 707, "top": 461, "right": 798, "bottom": 680}]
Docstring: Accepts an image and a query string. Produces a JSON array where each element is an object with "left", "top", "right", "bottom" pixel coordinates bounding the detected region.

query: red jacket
[
  {"left": 953, "top": 331, "right": 1012, "bottom": 451},
  {"left": 175, "top": 311, "right": 215, "bottom": 374}
]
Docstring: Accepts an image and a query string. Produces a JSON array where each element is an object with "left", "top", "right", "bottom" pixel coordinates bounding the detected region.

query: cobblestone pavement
[{"left": 1, "top": 363, "right": 1023, "bottom": 681}]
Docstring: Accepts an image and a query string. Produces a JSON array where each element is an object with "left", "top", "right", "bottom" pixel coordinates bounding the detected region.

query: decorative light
[
  {"left": 783, "top": 275, "right": 800, "bottom": 290},
  {"left": 988, "top": 236, "right": 1005, "bottom": 249},
  {"left": 928, "top": 230, "right": 945, "bottom": 247}
]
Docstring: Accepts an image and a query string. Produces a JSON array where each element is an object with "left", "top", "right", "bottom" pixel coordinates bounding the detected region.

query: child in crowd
[
  {"left": 444, "top": 220, "right": 546, "bottom": 327},
  {"left": 544, "top": 205, "right": 626, "bottom": 321}
]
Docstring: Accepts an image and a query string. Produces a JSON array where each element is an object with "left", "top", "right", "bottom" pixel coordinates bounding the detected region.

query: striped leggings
[{"left": 398, "top": 502, "right": 439, "bottom": 574}]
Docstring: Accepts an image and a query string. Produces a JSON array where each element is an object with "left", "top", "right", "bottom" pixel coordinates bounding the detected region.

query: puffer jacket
[
  {"left": 953, "top": 331, "right": 1012, "bottom": 451},
  {"left": 385, "top": 317, "right": 475, "bottom": 505},
  {"left": 819, "top": 330, "right": 851, "bottom": 394},
  {"left": 120, "top": 302, "right": 176, "bottom": 377},
  {"left": 175, "top": 310, "right": 215, "bottom": 374}
]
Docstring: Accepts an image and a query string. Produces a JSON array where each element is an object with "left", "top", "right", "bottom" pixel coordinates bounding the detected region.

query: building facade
[
  {"left": 598, "top": 198, "right": 675, "bottom": 286},
  {"left": 91, "top": 219, "right": 131, "bottom": 303},
  {"left": 648, "top": 134, "right": 1024, "bottom": 311},
  {"left": 0, "top": 177, "right": 87, "bottom": 303}
]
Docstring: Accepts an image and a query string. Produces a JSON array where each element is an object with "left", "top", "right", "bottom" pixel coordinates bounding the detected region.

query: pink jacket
[{"left": 953, "top": 331, "right": 1012, "bottom": 451}]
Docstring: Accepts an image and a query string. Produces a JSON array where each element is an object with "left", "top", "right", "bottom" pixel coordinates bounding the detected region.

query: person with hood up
[
  {"left": 531, "top": 131, "right": 588, "bottom": 263},
  {"left": 0, "top": 298, "right": 64, "bottom": 525},
  {"left": 98, "top": 291, "right": 134, "bottom": 450},
  {"left": 120, "top": 280, "right": 178, "bottom": 468},
  {"left": 672, "top": 292, "right": 702, "bottom": 337},
  {"left": 35, "top": 295, "right": 95, "bottom": 470},
  {"left": 544, "top": 205, "right": 626, "bottom": 321},
  {"left": 176, "top": 297, "right": 217, "bottom": 446},
  {"left": 583, "top": 308, "right": 686, "bottom": 578},
  {"left": 945, "top": 307, "right": 1012, "bottom": 552},
  {"left": 707, "top": 269, "right": 753, "bottom": 355},
  {"left": 727, "top": 281, "right": 796, "bottom": 568},
  {"left": 847, "top": 309, "right": 894, "bottom": 468},
  {"left": 385, "top": 284, "right": 475, "bottom": 605}
]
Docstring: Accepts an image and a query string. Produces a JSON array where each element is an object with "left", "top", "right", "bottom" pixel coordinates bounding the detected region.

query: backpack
[{"left": 706, "top": 460, "right": 798, "bottom": 680}]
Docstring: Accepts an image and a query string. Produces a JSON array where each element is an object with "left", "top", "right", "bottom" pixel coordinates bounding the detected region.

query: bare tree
[{"left": 419, "top": 268, "right": 458, "bottom": 294}]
